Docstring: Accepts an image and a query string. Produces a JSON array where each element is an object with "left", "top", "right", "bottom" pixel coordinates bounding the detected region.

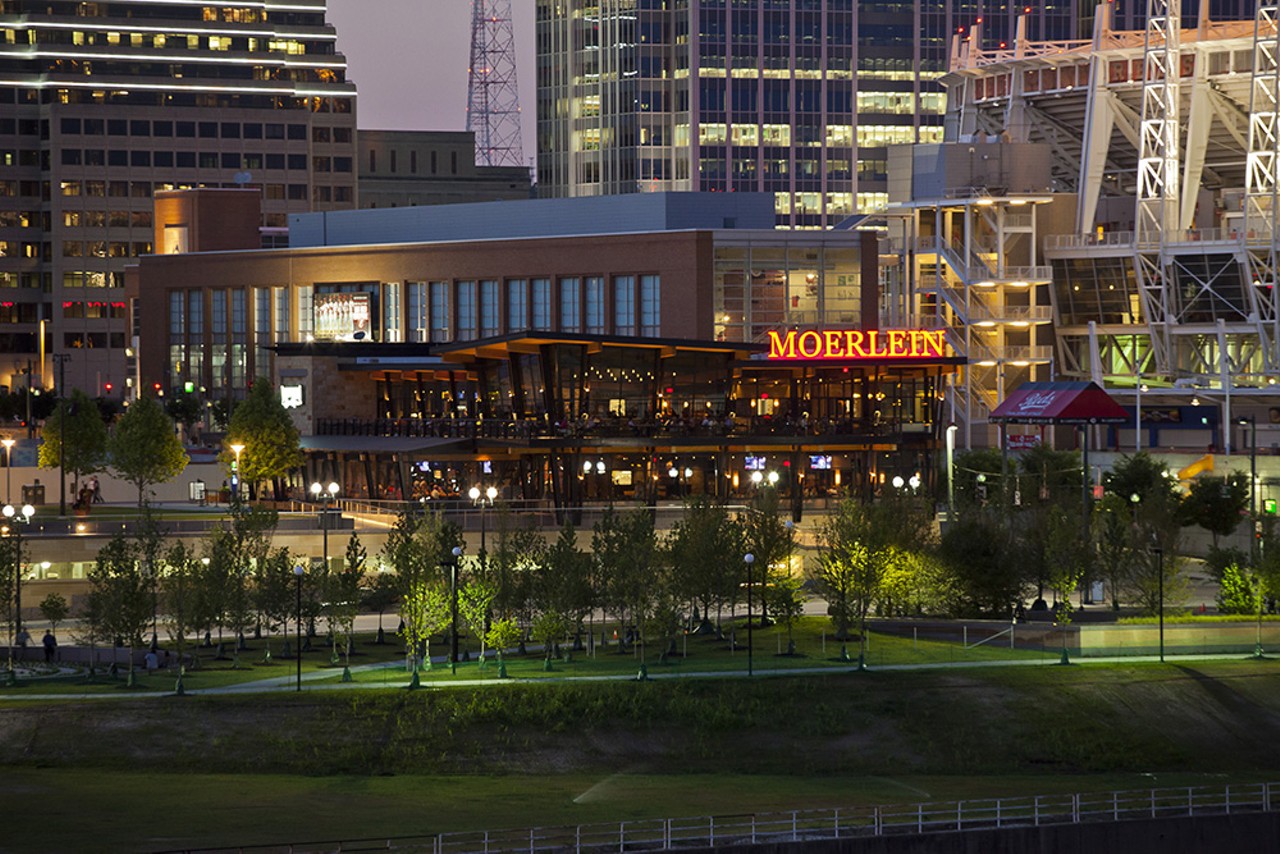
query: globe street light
[
  {"left": 229, "top": 443, "right": 245, "bottom": 504},
  {"left": 468, "top": 485, "right": 497, "bottom": 554},
  {"left": 310, "top": 480, "right": 340, "bottom": 572},
  {"left": 743, "top": 552, "right": 755, "bottom": 677},
  {"left": 293, "top": 564, "right": 305, "bottom": 691},
  {"left": 3, "top": 502, "right": 33, "bottom": 684}
]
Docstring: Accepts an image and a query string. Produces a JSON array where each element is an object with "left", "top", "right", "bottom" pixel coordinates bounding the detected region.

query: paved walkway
[{"left": 0, "top": 650, "right": 1268, "bottom": 702}]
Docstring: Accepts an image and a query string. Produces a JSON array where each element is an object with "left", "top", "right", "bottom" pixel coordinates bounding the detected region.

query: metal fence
[{"left": 159, "top": 781, "right": 1278, "bottom": 854}]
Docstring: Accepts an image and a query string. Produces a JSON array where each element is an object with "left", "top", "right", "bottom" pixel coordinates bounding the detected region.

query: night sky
[{"left": 326, "top": 1, "right": 538, "bottom": 166}]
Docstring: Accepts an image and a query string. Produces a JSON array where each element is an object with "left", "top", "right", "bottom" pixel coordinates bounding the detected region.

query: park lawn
[
  {"left": 329, "top": 616, "right": 1056, "bottom": 687},
  {"left": 0, "top": 617, "right": 1056, "bottom": 697},
  {"left": 6, "top": 767, "right": 1271, "bottom": 853}
]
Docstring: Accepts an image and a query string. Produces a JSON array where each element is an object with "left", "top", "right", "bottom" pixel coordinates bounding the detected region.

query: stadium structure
[{"left": 884, "top": 1, "right": 1280, "bottom": 453}]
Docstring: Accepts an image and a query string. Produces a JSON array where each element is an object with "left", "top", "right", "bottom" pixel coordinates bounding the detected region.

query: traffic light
[{"left": 1266, "top": 498, "right": 1277, "bottom": 515}]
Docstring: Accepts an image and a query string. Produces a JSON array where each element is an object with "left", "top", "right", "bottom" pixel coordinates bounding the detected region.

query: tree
[
  {"left": 38, "top": 592, "right": 69, "bottom": 635},
  {"left": 87, "top": 533, "right": 152, "bottom": 682},
  {"left": 816, "top": 499, "right": 916, "bottom": 660},
  {"left": 741, "top": 489, "right": 796, "bottom": 626},
  {"left": 38, "top": 389, "right": 108, "bottom": 498},
  {"left": 1044, "top": 504, "right": 1092, "bottom": 623},
  {"left": 667, "top": 497, "right": 743, "bottom": 635},
  {"left": 107, "top": 395, "right": 188, "bottom": 506},
  {"left": 1106, "top": 452, "right": 1180, "bottom": 506},
  {"left": 1094, "top": 494, "right": 1137, "bottom": 611},
  {"left": 161, "top": 541, "right": 201, "bottom": 674},
  {"left": 1128, "top": 502, "right": 1189, "bottom": 617},
  {"left": 164, "top": 393, "right": 202, "bottom": 438},
  {"left": 534, "top": 521, "right": 593, "bottom": 655},
  {"left": 487, "top": 508, "right": 543, "bottom": 624},
  {"left": 485, "top": 617, "right": 522, "bottom": 677},
  {"left": 253, "top": 547, "right": 296, "bottom": 658},
  {"left": 458, "top": 574, "right": 498, "bottom": 664},
  {"left": 323, "top": 533, "right": 366, "bottom": 666},
  {"left": 764, "top": 571, "right": 805, "bottom": 653},
  {"left": 361, "top": 572, "right": 399, "bottom": 644},
  {"left": 223, "top": 379, "right": 303, "bottom": 500},
  {"left": 400, "top": 576, "right": 450, "bottom": 672},
  {"left": 1178, "top": 473, "right": 1250, "bottom": 549},
  {"left": 592, "top": 507, "right": 660, "bottom": 651},
  {"left": 939, "top": 513, "right": 1027, "bottom": 617},
  {"left": 1218, "top": 563, "right": 1257, "bottom": 615}
]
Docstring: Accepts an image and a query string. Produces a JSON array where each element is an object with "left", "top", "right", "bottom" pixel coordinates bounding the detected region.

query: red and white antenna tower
[{"left": 466, "top": 0, "right": 523, "bottom": 168}]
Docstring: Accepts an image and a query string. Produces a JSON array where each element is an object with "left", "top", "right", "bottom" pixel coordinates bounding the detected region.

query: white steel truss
[
  {"left": 1245, "top": 4, "right": 1280, "bottom": 371},
  {"left": 1134, "top": 0, "right": 1181, "bottom": 373}
]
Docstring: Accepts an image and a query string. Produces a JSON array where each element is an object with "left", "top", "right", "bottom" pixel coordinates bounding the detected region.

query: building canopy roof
[{"left": 988, "top": 381, "right": 1129, "bottom": 425}]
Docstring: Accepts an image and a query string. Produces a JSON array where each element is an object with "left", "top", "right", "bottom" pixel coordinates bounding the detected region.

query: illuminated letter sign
[{"left": 767, "top": 329, "right": 946, "bottom": 360}]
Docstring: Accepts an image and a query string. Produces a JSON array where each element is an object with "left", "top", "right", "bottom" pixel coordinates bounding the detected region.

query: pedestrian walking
[
  {"left": 90, "top": 475, "right": 103, "bottom": 504},
  {"left": 42, "top": 630, "right": 56, "bottom": 663}
]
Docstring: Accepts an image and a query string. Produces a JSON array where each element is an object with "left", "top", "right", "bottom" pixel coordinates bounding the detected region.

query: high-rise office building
[
  {"left": 536, "top": 1, "right": 1260, "bottom": 229},
  {"left": 0, "top": 1, "right": 357, "bottom": 398},
  {"left": 536, "top": 1, "right": 1084, "bottom": 228}
]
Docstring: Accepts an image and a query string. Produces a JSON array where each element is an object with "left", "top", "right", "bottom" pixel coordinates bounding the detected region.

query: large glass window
[
  {"left": 531, "top": 278, "right": 552, "bottom": 330},
  {"left": 480, "top": 279, "right": 500, "bottom": 337},
  {"left": 640, "top": 275, "right": 660, "bottom": 336},
  {"left": 188, "top": 291, "right": 204, "bottom": 335},
  {"left": 507, "top": 279, "right": 528, "bottom": 331},
  {"left": 585, "top": 276, "right": 605, "bottom": 334},
  {"left": 457, "top": 280, "right": 477, "bottom": 340},
  {"left": 273, "top": 287, "right": 290, "bottom": 343},
  {"left": 560, "top": 277, "right": 581, "bottom": 332},
  {"left": 614, "top": 275, "right": 636, "bottom": 336},
  {"left": 297, "top": 286, "right": 313, "bottom": 340},
  {"left": 384, "top": 281, "right": 402, "bottom": 342},
  {"left": 408, "top": 282, "right": 427, "bottom": 343},
  {"left": 429, "top": 281, "right": 449, "bottom": 342},
  {"left": 169, "top": 291, "right": 184, "bottom": 336}
]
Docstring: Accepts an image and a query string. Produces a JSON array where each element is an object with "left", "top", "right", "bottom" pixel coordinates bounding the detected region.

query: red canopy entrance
[{"left": 988, "top": 381, "right": 1128, "bottom": 425}]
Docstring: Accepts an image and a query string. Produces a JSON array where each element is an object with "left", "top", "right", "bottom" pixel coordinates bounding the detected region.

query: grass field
[
  {"left": 4, "top": 660, "right": 1280, "bottom": 850},
  {"left": 8, "top": 768, "right": 1263, "bottom": 853}
]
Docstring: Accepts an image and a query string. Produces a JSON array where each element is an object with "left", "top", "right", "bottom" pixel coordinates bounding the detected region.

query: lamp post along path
[
  {"left": 450, "top": 545, "right": 463, "bottom": 674},
  {"left": 743, "top": 553, "right": 755, "bottom": 677},
  {"left": 2, "top": 438, "right": 14, "bottom": 506},
  {"left": 293, "top": 564, "right": 304, "bottom": 692},
  {"left": 4, "top": 503, "right": 33, "bottom": 683},
  {"left": 310, "top": 481, "right": 340, "bottom": 572}
]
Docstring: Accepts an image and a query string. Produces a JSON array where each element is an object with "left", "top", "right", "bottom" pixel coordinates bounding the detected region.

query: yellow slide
[{"left": 1178, "top": 454, "right": 1214, "bottom": 481}]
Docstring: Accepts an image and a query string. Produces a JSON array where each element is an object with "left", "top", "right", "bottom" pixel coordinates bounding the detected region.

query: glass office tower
[
  {"left": 536, "top": 1, "right": 1111, "bottom": 229},
  {"left": 0, "top": 1, "right": 357, "bottom": 398},
  {"left": 536, "top": 1, "right": 1261, "bottom": 229}
]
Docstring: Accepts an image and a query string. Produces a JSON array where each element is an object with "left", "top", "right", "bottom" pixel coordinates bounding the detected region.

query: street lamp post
[
  {"left": 310, "top": 481, "right": 340, "bottom": 572},
  {"left": 1152, "top": 544, "right": 1164, "bottom": 663},
  {"left": 1136, "top": 383, "right": 1148, "bottom": 452},
  {"left": 2, "top": 438, "right": 14, "bottom": 505},
  {"left": 468, "top": 485, "right": 497, "bottom": 554},
  {"left": 1240, "top": 415, "right": 1258, "bottom": 564},
  {"left": 293, "top": 564, "right": 304, "bottom": 691},
  {"left": 229, "top": 443, "right": 245, "bottom": 505},
  {"left": 743, "top": 552, "right": 755, "bottom": 677},
  {"left": 448, "top": 545, "right": 463, "bottom": 674},
  {"left": 52, "top": 352, "right": 70, "bottom": 515},
  {"left": 945, "top": 424, "right": 957, "bottom": 521},
  {"left": 4, "top": 502, "right": 33, "bottom": 684}
]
